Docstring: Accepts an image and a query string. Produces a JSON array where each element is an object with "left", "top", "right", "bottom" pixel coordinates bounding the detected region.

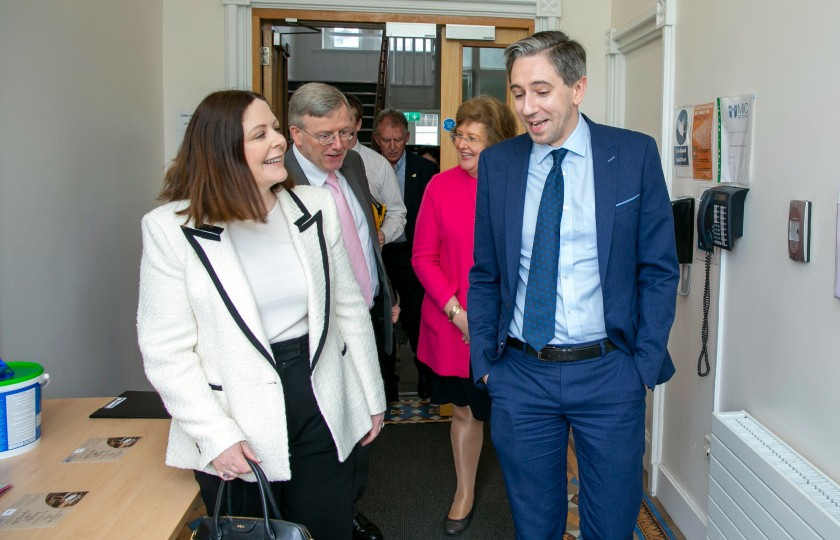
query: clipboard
[{"left": 89, "top": 391, "right": 170, "bottom": 419}]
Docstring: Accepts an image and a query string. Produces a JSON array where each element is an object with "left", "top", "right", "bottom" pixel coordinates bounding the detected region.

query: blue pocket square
[{"left": 616, "top": 194, "right": 640, "bottom": 207}]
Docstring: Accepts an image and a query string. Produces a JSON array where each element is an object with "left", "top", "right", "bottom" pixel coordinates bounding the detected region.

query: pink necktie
[{"left": 324, "top": 172, "right": 373, "bottom": 306}]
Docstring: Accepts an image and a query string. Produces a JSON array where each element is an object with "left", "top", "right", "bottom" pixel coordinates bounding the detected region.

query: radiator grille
[{"left": 708, "top": 411, "right": 840, "bottom": 539}]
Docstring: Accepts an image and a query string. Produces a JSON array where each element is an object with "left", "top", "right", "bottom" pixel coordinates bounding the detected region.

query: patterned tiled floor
[{"left": 385, "top": 398, "right": 449, "bottom": 424}]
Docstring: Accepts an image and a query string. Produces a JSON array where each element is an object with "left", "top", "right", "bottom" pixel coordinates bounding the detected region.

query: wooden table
[{"left": 0, "top": 398, "right": 199, "bottom": 539}]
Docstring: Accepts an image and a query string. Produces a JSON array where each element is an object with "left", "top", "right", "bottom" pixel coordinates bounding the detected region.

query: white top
[
  {"left": 349, "top": 142, "right": 407, "bottom": 244},
  {"left": 228, "top": 198, "right": 309, "bottom": 343}
]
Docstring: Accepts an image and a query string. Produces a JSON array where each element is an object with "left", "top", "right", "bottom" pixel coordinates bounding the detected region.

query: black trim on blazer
[
  {"left": 184, "top": 224, "right": 223, "bottom": 241},
  {"left": 181, "top": 226, "right": 276, "bottom": 367},
  {"left": 286, "top": 189, "right": 329, "bottom": 372}
]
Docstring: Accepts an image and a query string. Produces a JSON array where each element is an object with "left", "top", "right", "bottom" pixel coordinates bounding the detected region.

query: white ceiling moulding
[
  {"left": 535, "top": 0, "right": 561, "bottom": 32},
  {"left": 235, "top": 0, "right": 538, "bottom": 19}
]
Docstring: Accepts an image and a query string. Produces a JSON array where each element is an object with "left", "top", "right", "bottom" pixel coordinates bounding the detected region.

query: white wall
[
  {"left": 0, "top": 0, "right": 163, "bottom": 397},
  {"left": 163, "top": 0, "right": 226, "bottom": 164},
  {"left": 678, "top": 0, "right": 840, "bottom": 479},
  {"left": 559, "top": 0, "right": 610, "bottom": 124},
  {"left": 612, "top": 1, "right": 840, "bottom": 537},
  {"left": 611, "top": 0, "right": 656, "bottom": 28}
]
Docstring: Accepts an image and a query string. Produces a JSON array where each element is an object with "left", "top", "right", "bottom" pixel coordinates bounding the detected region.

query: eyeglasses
[
  {"left": 299, "top": 128, "right": 355, "bottom": 146},
  {"left": 449, "top": 132, "right": 484, "bottom": 145}
]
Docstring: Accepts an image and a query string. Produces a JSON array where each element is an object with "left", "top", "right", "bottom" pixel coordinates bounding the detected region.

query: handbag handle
[{"left": 212, "top": 457, "right": 283, "bottom": 540}]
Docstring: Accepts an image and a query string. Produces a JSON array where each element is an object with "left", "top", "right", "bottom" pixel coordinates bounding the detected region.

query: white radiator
[{"left": 707, "top": 411, "right": 840, "bottom": 539}]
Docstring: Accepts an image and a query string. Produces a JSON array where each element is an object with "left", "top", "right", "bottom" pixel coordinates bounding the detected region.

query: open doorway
[{"left": 252, "top": 9, "right": 532, "bottom": 170}]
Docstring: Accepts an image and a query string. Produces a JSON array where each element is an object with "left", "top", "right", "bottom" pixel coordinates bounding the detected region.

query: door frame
[
  {"left": 219, "top": 0, "right": 551, "bottom": 92},
  {"left": 606, "top": 0, "right": 676, "bottom": 497},
  {"left": 439, "top": 26, "right": 531, "bottom": 168},
  {"left": 249, "top": 9, "right": 532, "bottom": 169}
]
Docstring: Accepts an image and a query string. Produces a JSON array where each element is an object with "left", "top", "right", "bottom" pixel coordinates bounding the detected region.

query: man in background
[
  {"left": 373, "top": 109, "right": 438, "bottom": 400},
  {"left": 344, "top": 94, "right": 407, "bottom": 249}
]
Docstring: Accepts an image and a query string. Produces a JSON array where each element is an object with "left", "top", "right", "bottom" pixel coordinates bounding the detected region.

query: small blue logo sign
[{"left": 443, "top": 118, "right": 456, "bottom": 131}]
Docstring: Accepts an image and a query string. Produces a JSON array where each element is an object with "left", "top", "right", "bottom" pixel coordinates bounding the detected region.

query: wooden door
[
  {"left": 439, "top": 24, "right": 530, "bottom": 170},
  {"left": 251, "top": 11, "right": 532, "bottom": 169},
  {"left": 257, "top": 22, "right": 289, "bottom": 130}
]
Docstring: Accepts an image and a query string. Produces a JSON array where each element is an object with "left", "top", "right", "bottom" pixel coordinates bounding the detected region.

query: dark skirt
[{"left": 430, "top": 367, "right": 491, "bottom": 422}]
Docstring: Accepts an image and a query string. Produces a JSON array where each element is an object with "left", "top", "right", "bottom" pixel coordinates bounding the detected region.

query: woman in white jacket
[{"left": 137, "top": 90, "right": 386, "bottom": 540}]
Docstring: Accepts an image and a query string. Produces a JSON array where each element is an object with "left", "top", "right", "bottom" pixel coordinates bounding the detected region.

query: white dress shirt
[{"left": 349, "top": 142, "right": 407, "bottom": 244}]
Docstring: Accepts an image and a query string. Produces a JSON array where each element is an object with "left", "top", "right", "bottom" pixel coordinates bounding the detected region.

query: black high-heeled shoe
[{"left": 444, "top": 507, "right": 474, "bottom": 535}]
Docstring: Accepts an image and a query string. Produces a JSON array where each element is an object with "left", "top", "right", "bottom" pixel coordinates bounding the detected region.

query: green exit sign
[{"left": 403, "top": 112, "right": 421, "bottom": 122}]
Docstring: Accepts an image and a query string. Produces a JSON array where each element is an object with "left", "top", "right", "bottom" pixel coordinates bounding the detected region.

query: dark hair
[
  {"left": 504, "top": 30, "right": 587, "bottom": 86},
  {"left": 373, "top": 108, "right": 408, "bottom": 135},
  {"left": 159, "top": 90, "right": 293, "bottom": 224},
  {"left": 455, "top": 95, "right": 518, "bottom": 146},
  {"left": 345, "top": 93, "right": 364, "bottom": 123}
]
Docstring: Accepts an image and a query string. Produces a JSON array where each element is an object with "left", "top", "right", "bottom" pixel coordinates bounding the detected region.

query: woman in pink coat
[{"left": 412, "top": 95, "right": 518, "bottom": 535}]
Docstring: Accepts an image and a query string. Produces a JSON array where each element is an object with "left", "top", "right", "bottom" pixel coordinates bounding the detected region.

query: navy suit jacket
[
  {"left": 468, "top": 115, "right": 679, "bottom": 389},
  {"left": 402, "top": 151, "right": 438, "bottom": 245}
]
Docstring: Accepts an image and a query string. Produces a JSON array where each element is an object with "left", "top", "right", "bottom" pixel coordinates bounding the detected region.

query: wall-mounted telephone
[
  {"left": 697, "top": 185, "right": 749, "bottom": 252},
  {"left": 695, "top": 185, "right": 748, "bottom": 377}
]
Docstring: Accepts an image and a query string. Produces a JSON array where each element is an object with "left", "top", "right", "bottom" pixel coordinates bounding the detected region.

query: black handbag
[{"left": 192, "top": 457, "right": 313, "bottom": 540}]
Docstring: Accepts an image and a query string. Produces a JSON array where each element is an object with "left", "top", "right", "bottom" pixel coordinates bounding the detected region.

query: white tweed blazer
[{"left": 137, "top": 186, "right": 385, "bottom": 482}]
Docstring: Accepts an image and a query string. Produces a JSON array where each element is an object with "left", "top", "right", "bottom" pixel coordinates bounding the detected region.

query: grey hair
[
  {"left": 288, "top": 82, "right": 350, "bottom": 127},
  {"left": 373, "top": 108, "right": 408, "bottom": 135},
  {"left": 503, "top": 31, "right": 587, "bottom": 86}
]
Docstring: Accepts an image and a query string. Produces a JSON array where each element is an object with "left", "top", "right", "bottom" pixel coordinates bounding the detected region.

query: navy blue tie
[{"left": 522, "top": 148, "right": 569, "bottom": 351}]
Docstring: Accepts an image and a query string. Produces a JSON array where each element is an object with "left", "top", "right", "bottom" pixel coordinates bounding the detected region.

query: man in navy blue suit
[{"left": 468, "top": 31, "right": 678, "bottom": 539}]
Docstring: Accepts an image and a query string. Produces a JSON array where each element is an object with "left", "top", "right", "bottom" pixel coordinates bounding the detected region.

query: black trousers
[
  {"left": 369, "top": 289, "right": 398, "bottom": 402},
  {"left": 194, "top": 335, "right": 357, "bottom": 540},
  {"left": 351, "top": 294, "right": 389, "bottom": 505},
  {"left": 382, "top": 241, "right": 432, "bottom": 387}
]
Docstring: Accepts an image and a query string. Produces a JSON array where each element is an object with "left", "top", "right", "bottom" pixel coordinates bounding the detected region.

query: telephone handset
[
  {"left": 695, "top": 185, "right": 748, "bottom": 377},
  {"left": 697, "top": 185, "right": 749, "bottom": 252},
  {"left": 671, "top": 197, "right": 695, "bottom": 296}
]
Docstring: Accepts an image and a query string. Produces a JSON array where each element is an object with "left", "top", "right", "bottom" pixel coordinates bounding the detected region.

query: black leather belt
[{"left": 505, "top": 336, "right": 617, "bottom": 362}]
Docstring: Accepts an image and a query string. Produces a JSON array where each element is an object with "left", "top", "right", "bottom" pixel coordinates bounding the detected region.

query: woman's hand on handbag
[
  {"left": 359, "top": 412, "right": 385, "bottom": 447},
  {"left": 211, "top": 440, "right": 259, "bottom": 480}
]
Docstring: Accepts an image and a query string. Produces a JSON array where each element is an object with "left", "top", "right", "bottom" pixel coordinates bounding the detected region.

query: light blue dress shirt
[
  {"left": 509, "top": 114, "right": 607, "bottom": 344},
  {"left": 392, "top": 152, "right": 407, "bottom": 243}
]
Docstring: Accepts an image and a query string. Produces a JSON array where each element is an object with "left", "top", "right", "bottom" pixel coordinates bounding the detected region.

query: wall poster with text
[{"left": 692, "top": 102, "right": 715, "bottom": 181}]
